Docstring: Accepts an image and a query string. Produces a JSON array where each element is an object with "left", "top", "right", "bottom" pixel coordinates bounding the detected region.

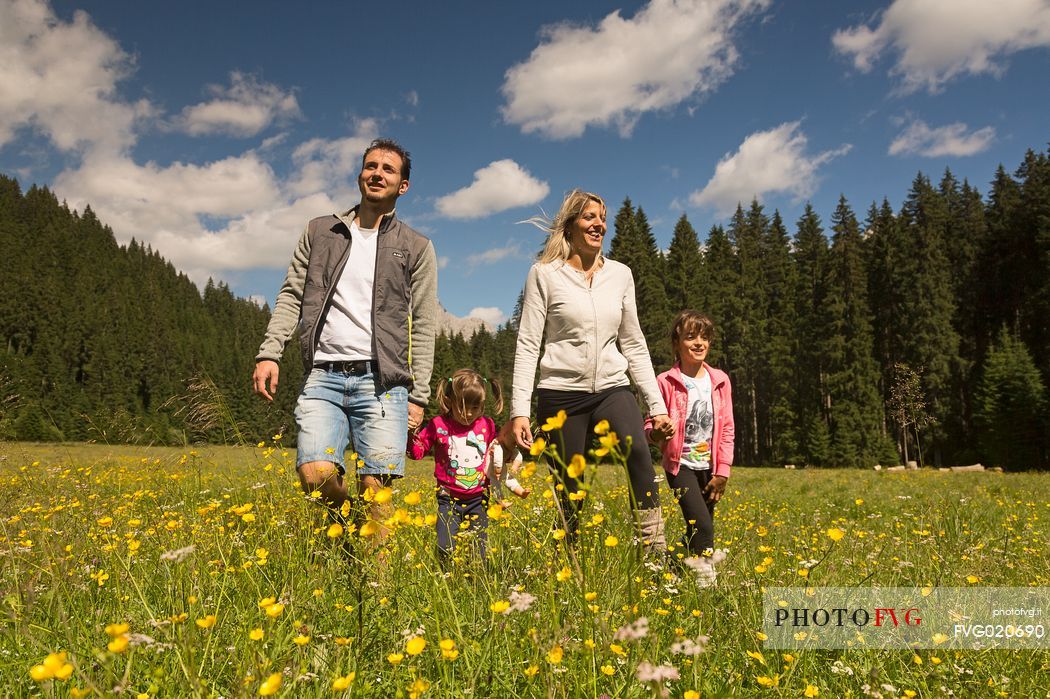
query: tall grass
[{"left": 0, "top": 439, "right": 1046, "bottom": 697}]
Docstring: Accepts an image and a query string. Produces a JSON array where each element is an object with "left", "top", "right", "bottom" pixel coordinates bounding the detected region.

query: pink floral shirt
[{"left": 408, "top": 415, "right": 496, "bottom": 498}]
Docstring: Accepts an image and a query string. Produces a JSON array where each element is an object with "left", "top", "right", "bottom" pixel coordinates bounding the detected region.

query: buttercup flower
[
  {"left": 542, "top": 410, "right": 567, "bottom": 431},
  {"left": 258, "top": 672, "right": 282, "bottom": 696},
  {"left": 405, "top": 636, "right": 426, "bottom": 655}
]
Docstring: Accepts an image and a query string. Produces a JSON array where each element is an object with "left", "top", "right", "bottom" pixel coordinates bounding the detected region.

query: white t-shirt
[
  {"left": 314, "top": 220, "right": 378, "bottom": 362},
  {"left": 679, "top": 371, "right": 713, "bottom": 471}
]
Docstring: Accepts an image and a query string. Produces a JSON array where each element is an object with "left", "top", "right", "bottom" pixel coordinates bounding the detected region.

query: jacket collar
[
  {"left": 668, "top": 361, "right": 724, "bottom": 389},
  {"left": 335, "top": 205, "right": 398, "bottom": 235}
]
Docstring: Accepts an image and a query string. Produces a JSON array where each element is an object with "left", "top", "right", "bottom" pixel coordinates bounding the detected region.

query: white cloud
[
  {"left": 501, "top": 0, "right": 770, "bottom": 139},
  {"left": 0, "top": 0, "right": 387, "bottom": 290},
  {"left": 689, "top": 121, "right": 851, "bottom": 216},
  {"left": 175, "top": 71, "right": 300, "bottom": 137},
  {"left": 0, "top": 0, "right": 153, "bottom": 153},
  {"left": 832, "top": 0, "right": 1050, "bottom": 93},
  {"left": 465, "top": 243, "right": 522, "bottom": 269},
  {"left": 435, "top": 160, "right": 549, "bottom": 219},
  {"left": 889, "top": 119, "right": 996, "bottom": 157},
  {"left": 286, "top": 119, "right": 378, "bottom": 197},
  {"left": 468, "top": 307, "right": 508, "bottom": 327},
  {"left": 437, "top": 256, "right": 450, "bottom": 270},
  {"left": 53, "top": 126, "right": 378, "bottom": 282}
]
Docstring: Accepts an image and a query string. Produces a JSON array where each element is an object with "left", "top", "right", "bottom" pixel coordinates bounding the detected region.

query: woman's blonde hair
[
  {"left": 435, "top": 368, "right": 504, "bottom": 419},
  {"left": 527, "top": 189, "right": 606, "bottom": 264}
]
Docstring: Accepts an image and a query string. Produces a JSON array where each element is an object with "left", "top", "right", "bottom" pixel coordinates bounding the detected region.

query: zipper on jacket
[{"left": 589, "top": 286, "right": 599, "bottom": 393}]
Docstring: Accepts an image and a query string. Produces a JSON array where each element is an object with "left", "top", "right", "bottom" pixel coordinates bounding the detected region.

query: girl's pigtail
[
  {"left": 435, "top": 377, "right": 452, "bottom": 416},
  {"left": 487, "top": 376, "right": 504, "bottom": 416}
]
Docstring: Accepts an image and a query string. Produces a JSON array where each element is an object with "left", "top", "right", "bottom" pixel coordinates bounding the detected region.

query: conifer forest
[{"left": 2, "top": 145, "right": 1048, "bottom": 470}]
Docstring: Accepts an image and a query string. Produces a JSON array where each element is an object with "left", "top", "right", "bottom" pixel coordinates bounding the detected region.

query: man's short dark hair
[{"left": 363, "top": 138, "right": 412, "bottom": 182}]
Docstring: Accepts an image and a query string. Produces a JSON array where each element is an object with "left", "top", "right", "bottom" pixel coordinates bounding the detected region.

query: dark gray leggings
[
  {"left": 537, "top": 387, "right": 661, "bottom": 535},
  {"left": 665, "top": 466, "right": 715, "bottom": 555},
  {"left": 436, "top": 491, "right": 488, "bottom": 559}
]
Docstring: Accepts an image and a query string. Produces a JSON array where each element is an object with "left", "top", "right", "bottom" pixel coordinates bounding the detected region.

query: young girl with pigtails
[{"left": 408, "top": 369, "right": 526, "bottom": 561}]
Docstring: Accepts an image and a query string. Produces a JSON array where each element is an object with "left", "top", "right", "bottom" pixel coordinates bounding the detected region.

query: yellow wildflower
[
  {"left": 405, "top": 636, "right": 426, "bottom": 655},
  {"left": 593, "top": 419, "right": 610, "bottom": 435},
  {"left": 250, "top": 628, "right": 264, "bottom": 641},
  {"left": 604, "top": 535, "right": 619, "bottom": 547},
  {"left": 567, "top": 454, "right": 586, "bottom": 479},
  {"left": 826, "top": 527, "right": 845, "bottom": 542},
  {"left": 332, "top": 672, "right": 356, "bottom": 690},
  {"left": 258, "top": 672, "right": 282, "bottom": 696},
  {"left": 601, "top": 665, "right": 616, "bottom": 676},
  {"left": 542, "top": 410, "right": 567, "bottom": 431},
  {"left": 293, "top": 635, "right": 310, "bottom": 646},
  {"left": 387, "top": 653, "right": 404, "bottom": 665},
  {"left": 265, "top": 603, "right": 285, "bottom": 618},
  {"left": 404, "top": 491, "right": 422, "bottom": 506},
  {"left": 529, "top": 437, "right": 547, "bottom": 457},
  {"left": 546, "top": 645, "right": 563, "bottom": 664},
  {"left": 196, "top": 615, "right": 217, "bottom": 629},
  {"left": 107, "top": 635, "right": 129, "bottom": 653},
  {"left": 490, "top": 600, "right": 510, "bottom": 613},
  {"left": 804, "top": 685, "right": 820, "bottom": 697}
]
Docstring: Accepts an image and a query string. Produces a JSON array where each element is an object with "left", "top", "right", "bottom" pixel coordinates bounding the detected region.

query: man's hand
[
  {"left": 253, "top": 360, "right": 280, "bottom": 401},
  {"left": 505, "top": 416, "right": 533, "bottom": 450},
  {"left": 649, "top": 413, "right": 675, "bottom": 444},
  {"left": 408, "top": 403, "right": 424, "bottom": 431},
  {"left": 703, "top": 475, "right": 728, "bottom": 504}
]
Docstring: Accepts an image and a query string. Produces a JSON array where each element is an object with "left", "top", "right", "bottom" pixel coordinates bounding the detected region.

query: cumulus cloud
[
  {"left": 53, "top": 126, "right": 378, "bottom": 281},
  {"left": 465, "top": 243, "right": 523, "bottom": 269},
  {"left": 435, "top": 160, "right": 549, "bottom": 219},
  {"left": 468, "top": 307, "right": 508, "bottom": 327},
  {"left": 689, "top": 121, "right": 851, "bottom": 216},
  {"left": 889, "top": 119, "right": 996, "bottom": 157},
  {"left": 832, "top": 0, "right": 1050, "bottom": 93},
  {"left": 501, "top": 0, "right": 770, "bottom": 139},
  {"left": 175, "top": 71, "right": 300, "bottom": 137},
  {"left": 0, "top": 0, "right": 153, "bottom": 152},
  {"left": 286, "top": 119, "right": 379, "bottom": 197}
]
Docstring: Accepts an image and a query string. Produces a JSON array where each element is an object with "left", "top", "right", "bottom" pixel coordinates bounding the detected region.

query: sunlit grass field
[{"left": 1, "top": 440, "right": 1047, "bottom": 698}]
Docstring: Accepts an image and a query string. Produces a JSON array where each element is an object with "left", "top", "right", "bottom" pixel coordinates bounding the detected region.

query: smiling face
[
  {"left": 357, "top": 148, "right": 409, "bottom": 205},
  {"left": 675, "top": 331, "right": 710, "bottom": 369},
  {"left": 567, "top": 199, "right": 606, "bottom": 256}
]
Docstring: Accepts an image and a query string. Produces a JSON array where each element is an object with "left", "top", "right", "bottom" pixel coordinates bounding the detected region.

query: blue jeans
[
  {"left": 294, "top": 368, "right": 408, "bottom": 477},
  {"left": 436, "top": 491, "right": 488, "bottom": 559}
]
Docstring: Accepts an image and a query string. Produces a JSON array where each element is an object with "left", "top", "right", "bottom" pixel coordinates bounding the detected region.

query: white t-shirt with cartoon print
[{"left": 678, "top": 371, "right": 713, "bottom": 471}]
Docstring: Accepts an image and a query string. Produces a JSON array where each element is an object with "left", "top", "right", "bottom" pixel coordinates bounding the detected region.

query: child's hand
[
  {"left": 649, "top": 414, "right": 675, "bottom": 444},
  {"left": 703, "top": 475, "right": 728, "bottom": 504}
]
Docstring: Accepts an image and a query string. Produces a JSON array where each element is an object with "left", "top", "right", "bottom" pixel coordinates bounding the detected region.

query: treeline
[
  {"left": 439, "top": 147, "right": 1050, "bottom": 470},
  {"left": 0, "top": 176, "right": 301, "bottom": 445},
  {"left": 2, "top": 144, "right": 1048, "bottom": 469}
]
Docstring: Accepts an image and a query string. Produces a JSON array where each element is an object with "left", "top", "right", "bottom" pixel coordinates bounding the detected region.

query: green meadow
[{"left": 1, "top": 441, "right": 1046, "bottom": 697}]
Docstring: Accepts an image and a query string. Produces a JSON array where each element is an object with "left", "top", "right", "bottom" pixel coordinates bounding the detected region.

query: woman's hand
[
  {"left": 504, "top": 416, "right": 533, "bottom": 450},
  {"left": 649, "top": 413, "right": 675, "bottom": 444},
  {"left": 703, "top": 475, "right": 728, "bottom": 504}
]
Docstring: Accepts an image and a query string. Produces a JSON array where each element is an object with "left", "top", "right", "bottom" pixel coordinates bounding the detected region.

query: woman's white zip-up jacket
[{"left": 511, "top": 258, "right": 666, "bottom": 419}]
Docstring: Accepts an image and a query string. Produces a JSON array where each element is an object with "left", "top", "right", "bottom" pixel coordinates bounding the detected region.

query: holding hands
[{"left": 648, "top": 413, "right": 675, "bottom": 445}]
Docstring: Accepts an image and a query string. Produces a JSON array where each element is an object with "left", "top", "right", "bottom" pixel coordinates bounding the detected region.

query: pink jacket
[{"left": 645, "top": 363, "right": 735, "bottom": 478}]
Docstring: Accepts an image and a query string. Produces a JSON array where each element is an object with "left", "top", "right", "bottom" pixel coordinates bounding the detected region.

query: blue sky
[{"left": 2, "top": 0, "right": 1048, "bottom": 326}]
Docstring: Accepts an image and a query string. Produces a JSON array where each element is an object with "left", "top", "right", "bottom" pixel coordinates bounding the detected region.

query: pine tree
[
  {"left": 761, "top": 211, "right": 800, "bottom": 462},
  {"left": 974, "top": 328, "right": 1047, "bottom": 470},
  {"left": 896, "top": 173, "right": 961, "bottom": 464},
  {"left": 822, "top": 196, "right": 882, "bottom": 467},
  {"left": 792, "top": 204, "right": 830, "bottom": 465},
  {"left": 664, "top": 214, "right": 704, "bottom": 314}
]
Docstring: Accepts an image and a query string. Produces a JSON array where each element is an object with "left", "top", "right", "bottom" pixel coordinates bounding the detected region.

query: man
[{"left": 253, "top": 138, "right": 437, "bottom": 537}]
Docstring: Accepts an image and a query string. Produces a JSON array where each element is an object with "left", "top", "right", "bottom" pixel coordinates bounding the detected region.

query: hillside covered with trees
[{"left": 1, "top": 145, "right": 1048, "bottom": 469}]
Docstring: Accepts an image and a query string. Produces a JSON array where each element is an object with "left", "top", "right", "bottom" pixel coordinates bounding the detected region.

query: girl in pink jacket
[{"left": 646, "top": 310, "right": 735, "bottom": 561}]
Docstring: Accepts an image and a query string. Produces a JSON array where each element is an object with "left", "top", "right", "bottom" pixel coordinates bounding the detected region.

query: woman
[{"left": 506, "top": 189, "right": 674, "bottom": 555}]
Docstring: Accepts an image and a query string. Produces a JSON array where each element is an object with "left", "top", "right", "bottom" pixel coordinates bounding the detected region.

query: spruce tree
[
  {"left": 664, "top": 214, "right": 704, "bottom": 314},
  {"left": 974, "top": 328, "right": 1047, "bottom": 470},
  {"left": 822, "top": 196, "right": 882, "bottom": 467},
  {"left": 792, "top": 204, "right": 830, "bottom": 465}
]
